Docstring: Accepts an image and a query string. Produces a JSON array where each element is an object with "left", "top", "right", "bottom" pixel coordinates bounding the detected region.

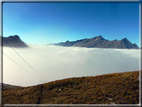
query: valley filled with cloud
[{"left": 3, "top": 45, "right": 140, "bottom": 86}]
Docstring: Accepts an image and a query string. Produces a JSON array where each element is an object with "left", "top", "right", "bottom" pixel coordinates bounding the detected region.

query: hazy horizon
[{"left": 3, "top": 45, "right": 140, "bottom": 87}]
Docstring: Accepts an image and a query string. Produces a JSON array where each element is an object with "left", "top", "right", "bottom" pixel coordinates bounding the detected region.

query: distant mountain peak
[
  {"left": 134, "top": 43, "right": 137, "bottom": 45},
  {"left": 2, "top": 35, "right": 28, "bottom": 48},
  {"left": 97, "top": 35, "right": 103, "bottom": 37},
  {"left": 122, "top": 38, "right": 128, "bottom": 41},
  {"left": 95, "top": 35, "right": 105, "bottom": 40},
  {"left": 96, "top": 35, "right": 103, "bottom": 38},
  {"left": 11, "top": 35, "right": 18, "bottom": 37},
  {"left": 13, "top": 35, "right": 20, "bottom": 38},
  {"left": 65, "top": 40, "right": 70, "bottom": 42}
]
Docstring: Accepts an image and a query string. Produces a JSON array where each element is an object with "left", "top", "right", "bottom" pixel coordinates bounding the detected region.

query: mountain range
[
  {"left": 53, "top": 36, "right": 139, "bottom": 49},
  {"left": 0, "top": 35, "right": 28, "bottom": 48},
  {"left": 0, "top": 35, "right": 139, "bottom": 49}
]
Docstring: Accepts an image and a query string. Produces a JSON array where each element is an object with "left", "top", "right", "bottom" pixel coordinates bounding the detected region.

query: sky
[
  {"left": 3, "top": 45, "right": 140, "bottom": 86},
  {"left": 2, "top": 2, "right": 140, "bottom": 47}
]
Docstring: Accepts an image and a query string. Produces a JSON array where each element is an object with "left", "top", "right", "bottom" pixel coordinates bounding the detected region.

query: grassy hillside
[{"left": 3, "top": 70, "right": 140, "bottom": 104}]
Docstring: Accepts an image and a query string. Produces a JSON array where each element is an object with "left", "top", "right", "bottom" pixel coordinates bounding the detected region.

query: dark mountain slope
[
  {"left": 1, "top": 35, "right": 28, "bottom": 48},
  {"left": 54, "top": 36, "right": 139, "bottom": 49},
  {"left": 2, "top": 83, "right": 22, "bottom": 90},
  {"left": 3, "top": 70, "right": 139, "bottom": 104}
]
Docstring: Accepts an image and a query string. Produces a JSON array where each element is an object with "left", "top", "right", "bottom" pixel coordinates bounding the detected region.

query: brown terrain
[{"left": 2, "top": 70, "right": 140, "bottom": 104}]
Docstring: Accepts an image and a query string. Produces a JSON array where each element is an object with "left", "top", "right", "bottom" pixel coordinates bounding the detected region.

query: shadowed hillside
[{"left": 3, "top": 70, "right": 140, "bottom": 104}]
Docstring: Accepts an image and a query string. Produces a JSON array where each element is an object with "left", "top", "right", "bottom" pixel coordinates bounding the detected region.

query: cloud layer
[{"left": 3, "top": 45, "right": 140, "bottom": 86}]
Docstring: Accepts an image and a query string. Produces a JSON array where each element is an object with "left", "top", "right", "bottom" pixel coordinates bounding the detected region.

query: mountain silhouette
[
  {"left": 1, "top": 35, "right": 28, "bottom": 48},
  {"left": 54, "top": 36, "right": 139, "bottom": 49}
]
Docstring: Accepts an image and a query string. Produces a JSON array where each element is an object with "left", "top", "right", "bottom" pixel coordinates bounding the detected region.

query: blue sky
[{"left": 3, "top": 2, "right": 140, "bottom": 46}]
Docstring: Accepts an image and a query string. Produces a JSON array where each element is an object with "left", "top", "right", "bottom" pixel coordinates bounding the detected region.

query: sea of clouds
[{"left": 2, "top": 45, "right": 141, "bottom": 86}]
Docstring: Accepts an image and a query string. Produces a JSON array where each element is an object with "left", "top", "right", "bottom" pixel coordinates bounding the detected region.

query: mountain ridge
[
  {"left": 53, "top": 36, "right": 139, "bottom": 49},
  {"left": 0, "top": 35, "right": 28, "bottom": 48}
]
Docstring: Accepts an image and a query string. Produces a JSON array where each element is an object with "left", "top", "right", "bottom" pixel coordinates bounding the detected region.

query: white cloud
[{"left": 3, "top": 45, "right": 140, "bottom": 87}]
